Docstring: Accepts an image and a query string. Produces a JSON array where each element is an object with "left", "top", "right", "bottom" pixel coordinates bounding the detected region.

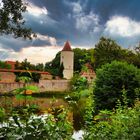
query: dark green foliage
[
  {"left": 0, "top": 0, "right": 35, "bottom": 39},
  {"left": 59, "top": 62, "right": 64, "bottom": 78},
  {"left": 65, "top": 74, "right": 93, "bottom": 130},
  {"left": 44, "top": 48, "right": 95, "bottom": 74},
  {"left": 73, "top": 48, "right": 94, "bottom": 72},
  {"left": 94, "top": 61, "right": 140, "bottom": 110},
  {"left": 45, "top": 52, "right": 60, "bottom": 76},
  {"left": 15, "top": 72, "right": 41, "bottom": 83},
  {"left": 70, "top": 74, "right": 88, "bottom": 91},
  {"left": 83, "top": 101, "right": 140, "bottom": 140},
  {"left": 94, "top": 37, "right": 140, "bottom": 70},
  {"left": 94, "top": 37, "right": 123, "bottom": 69},
  {"left": 15, "top": 59, "right": 44, "bottom": 73},
  {"left": 15, "top": 59, "right": 36, "bottom": 70},
  {"left": 0, "top": 61, "right": 11, "bottom": 69},
  {"left": 35, "top": 63, "right": 44, "bottom": 71}
]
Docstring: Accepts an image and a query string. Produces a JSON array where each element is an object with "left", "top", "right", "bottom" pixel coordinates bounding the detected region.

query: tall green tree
[
  {"left": 94, "top": 37, "right": 123, "bottom": 69},
  {"left": 73, "top": 48, "right": 94, "bottom": 72},
  {"left": 0, "top": 0, "right": 35, "bottom": 39}
]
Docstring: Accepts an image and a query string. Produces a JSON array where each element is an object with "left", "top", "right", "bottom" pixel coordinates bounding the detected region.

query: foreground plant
[
  {"left": 83, "top": 100, "right": 140, "bottom": 140},
  {"left": 0, "top": 105, "right": 73, "bottom": 140}
]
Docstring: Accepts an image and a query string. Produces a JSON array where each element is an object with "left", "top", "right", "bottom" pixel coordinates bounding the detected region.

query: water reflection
[{"left": 0, "top": 96, "right": 67, "bottom": 112}]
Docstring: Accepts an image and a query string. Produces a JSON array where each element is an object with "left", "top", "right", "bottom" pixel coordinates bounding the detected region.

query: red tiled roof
[
  {"left": 62, "top": 41, "right": 72, "bottom": 51},
  {"left": 5, "top": 61, "right": 16, "bottom": 70},
  {"left": 84, "top": 63, "right": 93, "bottom": 69},
  {"left": 0, "top": 69, "right": 51, "bottom": 75},
  {"left": 5, "top": 61, "right": 16, "bottom": 64}
]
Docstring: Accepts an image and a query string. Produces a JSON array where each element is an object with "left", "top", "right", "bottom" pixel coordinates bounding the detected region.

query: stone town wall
[
  {"left": 0, "top": 72, "right": 16, "bottom": 83},
  {"left": 0, "top": 80, "right": 70, "bottom": 93}
]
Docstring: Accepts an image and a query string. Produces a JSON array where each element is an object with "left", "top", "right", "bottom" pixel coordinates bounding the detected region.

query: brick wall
[{"left": 0, "top": 72, "right": 16, "bottom": 83}]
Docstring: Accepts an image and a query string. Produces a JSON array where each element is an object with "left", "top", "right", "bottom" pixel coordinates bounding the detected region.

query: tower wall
[{"left": 60, "top": 51, "right": 74, "bottom": 79}]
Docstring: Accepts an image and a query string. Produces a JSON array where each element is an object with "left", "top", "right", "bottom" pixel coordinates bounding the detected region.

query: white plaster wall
[{"left": 60, "top": 51, "right": 74, "bottom": 79}]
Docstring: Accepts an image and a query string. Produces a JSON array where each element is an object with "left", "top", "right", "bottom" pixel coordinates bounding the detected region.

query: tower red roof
[{"left": 62, "top": 41, "right": 72, "bottom": 51}]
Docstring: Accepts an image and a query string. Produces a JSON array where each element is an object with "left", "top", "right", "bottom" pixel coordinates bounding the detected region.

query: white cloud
[
  {"left": 36, "top": 34, "right": 57, "bottom": 46},
  {"left": 70, "top": 2, "right": 100, "bottom": 33},
  {"left": 71, "top": 2, "right": 82, "bottom": 14},
  {"left": 2, "top": 44, "right": 89, "bottom": 64},
  {"left": 104, "top": 16, "right": 140, "bottom": 37},
  {"left": 26, "top": 2, "right": 48, "bottom": 17},
  {"left": 75, "top": 11, "right": 99, "bottom": 32},
  {"left": 5, "top": 46, "right": 62, "bottom": 64},
  {"left": 0, "top": 0, "right": 3, "bottom": 8}
]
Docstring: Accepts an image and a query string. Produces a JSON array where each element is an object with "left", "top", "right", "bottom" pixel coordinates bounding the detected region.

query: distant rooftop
[
  {"left": 5, "top": 61, "right": 16, "bottom": 64},
  {"left": 0, "top": 69, "right": 51, "bottom": 75},
  {"left": 62, "top": 41, "right": 72, "bottom": 51}
]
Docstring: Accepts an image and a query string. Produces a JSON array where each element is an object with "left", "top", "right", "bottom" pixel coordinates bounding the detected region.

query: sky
[{"left": 0, "top": 0, "right": 140, "bottom": 64}]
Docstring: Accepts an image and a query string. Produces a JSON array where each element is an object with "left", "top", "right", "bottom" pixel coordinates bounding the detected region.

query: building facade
[{"left": 60, "top": 41, "right": 74, "bottom": 79}]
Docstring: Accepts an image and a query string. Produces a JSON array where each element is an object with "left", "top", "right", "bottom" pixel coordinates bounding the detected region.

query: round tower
[{"left": 60, "top": 41, "right": 74, "bottom": 79}]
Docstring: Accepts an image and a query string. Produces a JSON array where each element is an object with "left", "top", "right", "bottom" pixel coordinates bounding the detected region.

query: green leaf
[{"left": 25, "top": 85, "right": 39, "bottom": 92}]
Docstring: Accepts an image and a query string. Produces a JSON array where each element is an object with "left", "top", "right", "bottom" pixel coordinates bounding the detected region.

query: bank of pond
[
  {"left": 0, "top": 93, "right": 85, "bottom": 130},
  {"left": 0, "top": 93, "right": 140, "bottom": 140}
]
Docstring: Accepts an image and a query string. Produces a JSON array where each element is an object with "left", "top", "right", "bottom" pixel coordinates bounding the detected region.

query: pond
[
  {"left": 0, "top": 94, "right": 84, "bottom": 131},
  {"left": 0, "top": 94, "right": 85, "bottom": 140},
  {"left": 0, "top": 95, "right": 67, "bottom": 111}
]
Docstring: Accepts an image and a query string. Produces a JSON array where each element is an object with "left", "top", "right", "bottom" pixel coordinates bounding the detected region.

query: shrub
[
  {"left": 66, "top": 74, "right": 93, "bottom": 130},
  {"left": 83, "top": 101, "right": 140, "bottom": 140},
  {"left": 70, "top": 74, "right": 88, "bottom": 91},
  {"left": 94, "top": 61, "right": 140, "bottom": 110}
]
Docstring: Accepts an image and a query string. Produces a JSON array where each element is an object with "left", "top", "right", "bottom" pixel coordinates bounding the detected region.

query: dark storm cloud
[
  {"left": 86, "top": 0, "right": 140, "bottom": 22},
  {"left": 0, "top": 35, "right": 31, "bottom": 51},
  {"left": 1, "top": 0, "right": 140, "bottom": 53}
]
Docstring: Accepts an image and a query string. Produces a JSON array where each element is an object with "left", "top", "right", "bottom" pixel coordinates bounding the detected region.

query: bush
[
  {"left": 94, "top": 61, "right": 140, "bottom": 110},
  {"left": 83, "top": 101, "right": 140, "bottom": 140},
  {"left": 70, "top": 74, "right": 88, "bottom": 91},
  {"left": 66, "top": 74, "right": 93, "bottom": 130}
]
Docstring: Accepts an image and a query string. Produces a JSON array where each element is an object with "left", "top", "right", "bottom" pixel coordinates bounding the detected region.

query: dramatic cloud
[
  {"left": 36, "top": 34, "right": 57, "bottom": 46},
  {"left": 1, "top": 0, "right": 140, "bottom": 63},
  {"left": 104, "top": 16, "right": 140, "bottom": 37},
  {"left": 26, "top": 2, "right": 48, "bottom": 17},
  {"left": 72, "top": 2, "right": 100, "bottom": 33}
]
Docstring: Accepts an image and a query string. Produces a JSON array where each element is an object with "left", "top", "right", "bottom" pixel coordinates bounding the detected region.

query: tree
[
  {"left": 15, "top": 59, "right": 36, "bottom": 70},
  {"left": 94, "top": 61, "right": 140, "bottom": 110},
  {"left": 0, "top": 0, "right": 35, "bottom": 39},
  {"left": 73, "top": 48, "right": 94, "bottom": 72},
  {"left": 35, "top": 63, "right": 44, "bottom": 71},
  {"left": 45, "top": 52, "right": 61, "bottom": 76},
  {"left": 58, "top": 62, "right": 64, "bottom": 78},
  {"left": 44, "top": 48, "right": 95, "bottom": 74},
  {"left": 133, "top": 43, "right": 140, "bottom": 68},
  {"left": 0, "top": 60, "right": 11, "bottom": 69},
  {"left": 94, "top": 37, "right": 123, "bottom": 69}
]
